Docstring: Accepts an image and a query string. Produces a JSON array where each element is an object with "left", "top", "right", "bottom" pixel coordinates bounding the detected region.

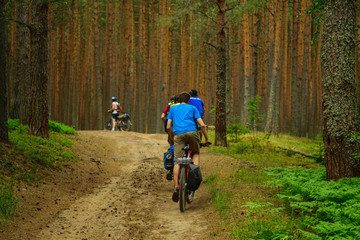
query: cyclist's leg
[
  {"left": 187, "top": 131, "right": 201, "bottom": 165},
  {"left": 173, "top": 133, "right": 186, "bottom": 188},
  {"left": 111, "top": 114, "right": 116, "bottom": 130}
]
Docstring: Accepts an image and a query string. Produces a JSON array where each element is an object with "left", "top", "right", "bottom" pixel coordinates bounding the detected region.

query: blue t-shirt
[
  {"left": 167, "top": 104, "right": 201, "bottom": 135},
  {"left": 189, "top": 97, "right": 204, "bottom": 117}
]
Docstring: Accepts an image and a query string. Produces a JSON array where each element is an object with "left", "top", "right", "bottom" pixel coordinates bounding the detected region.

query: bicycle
[
  {"left": 175, "top": 142, "right": 211, "bottom": 212},
  {"left": 104, "top": 112, "right": 132, "bottom": 131}
]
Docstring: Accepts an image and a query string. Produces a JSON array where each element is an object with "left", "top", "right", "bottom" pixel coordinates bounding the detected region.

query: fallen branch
[{"left": 277, "top": 146, "right": 320, "bottom": 160}]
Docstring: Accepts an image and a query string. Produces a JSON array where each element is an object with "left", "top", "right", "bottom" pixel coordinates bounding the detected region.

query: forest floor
[{"left": 0, "top": 131, "right": 228, "bottom": 240}]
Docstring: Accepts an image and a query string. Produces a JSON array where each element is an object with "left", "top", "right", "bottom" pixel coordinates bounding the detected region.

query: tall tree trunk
[
  {"left": 225, "top": 25, "right": 231, "bottom": 125},
  {"left": 28, "top": 0, "right": 49, "bottom": 138},
  {"left": 93, "top": 0, "right": 102, "bottom": 130},
  {"left": 14, "top": 1, "right": 30, "bottom": 125},
  {"left": 290, "top": 0, "right": 299, "bottom": 136},
  {"left": 82, "top": 0, "right": 91, "bottom": 130},
  {"left": 242, "top": 11, "right": 250, "bottom": 124},
  {"left": 0, "top": 0, "right": 8, "bottom": 143},
  {"left": 264, "top": 1, "right": 279, "bottom": 134},
  {"left": 215, "top": 0, "right": 227, "bottom": 147},
  {"left": 321, "top": 0, "right": 360, "bottom": 180}
]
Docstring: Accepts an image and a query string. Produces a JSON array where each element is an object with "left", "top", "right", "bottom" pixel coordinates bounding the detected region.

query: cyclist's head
[
  {"left": 189, "top": 89, "right": 198, "bottom": 97},
  {"left": 112, "top": 96, "right": 117, "bottom": 101},
  {"left": 179, "top": 92, "right": 191, "bottom": 103},
  {"left": 175, "top": 95, "right": 180, "bottom": 103},
  {"left": 170, "top": 96, "right": 175, "bottom": 102}
]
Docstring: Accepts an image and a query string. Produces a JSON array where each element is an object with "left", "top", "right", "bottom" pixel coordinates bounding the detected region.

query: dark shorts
[
  {"left": 112, "top": 113, "right": 119, "bottom": 119},
  {"left": 174, "top": 131, "right": 201, "bottom": 162}
]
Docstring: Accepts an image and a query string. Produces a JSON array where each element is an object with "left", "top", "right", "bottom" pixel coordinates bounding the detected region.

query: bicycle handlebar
[{"left": 200, "top": 142, "right": 212, "bottom": 148}]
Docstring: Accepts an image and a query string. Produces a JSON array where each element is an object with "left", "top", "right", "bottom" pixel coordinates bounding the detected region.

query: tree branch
[
  {"left": 225, "top": 7, "right": 234, "bottom": 12},
  {"left": 277, "top": 146, "right": 321, "bottom": 160},
  {"left": 7, "top": 17, "right": 31, "bottom": 29},
  {"left": 199, "top": 11, "right": 217, "bottom": 24},
  {"left": 215, "top": 2, "right": 221, "bottom": 11},
  {"left": 266, "top": 7, "right": 274, "bottom": 17},
  {"left": 204, "top": 41, "right": 218, "bottom": 49}
]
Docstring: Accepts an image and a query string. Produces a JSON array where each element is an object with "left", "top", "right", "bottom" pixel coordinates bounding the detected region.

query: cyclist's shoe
[
  {"left": 187, "top": 191, "right": 195, "bottom": 203},
  {"left": 172, "top": 187, "right": 179, "bottom": 202},
  {"left": 166, "top": 170, "right": 173, "bottom": 181}
]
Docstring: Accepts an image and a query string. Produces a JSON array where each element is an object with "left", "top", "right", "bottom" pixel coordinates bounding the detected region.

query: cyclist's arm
[
  {"left": 108, "top": 103, "right": 115, "bottom": 113},
  {"left": 196, "top": 118, "right": 210, "bottom": 144},
  {"left": 166, "top": 119, "right": 174, "bottom": 141},
  {"left": 161, "top": 113, "right": 167, "bottom": 122}
]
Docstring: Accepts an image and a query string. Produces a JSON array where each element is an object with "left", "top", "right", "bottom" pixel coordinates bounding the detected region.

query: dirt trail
[{"left": 2, "top": 131, "right": 225, "bottom": 240}]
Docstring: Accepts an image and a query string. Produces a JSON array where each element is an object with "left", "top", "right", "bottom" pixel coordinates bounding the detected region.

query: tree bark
[
  {"left": 265, "top": 0, "right": 281, "bottom": 135},
  {"left": 215, "top": 0, "right": 227, "bottom": 147},
  {"left": 0, "top": 0, "right": 9, "bottom": 143},
  {"left": 28, "top": 0, "right": 49, "bottom": 138},
  {"left": 321, "top": 0, "right": 360, "bottom": 180},
  {"left": 11, "top": 1, "right": 30, "bottom": 124},
  {"left": 93, "top": 0, "right": 103, "bottom": 130}
]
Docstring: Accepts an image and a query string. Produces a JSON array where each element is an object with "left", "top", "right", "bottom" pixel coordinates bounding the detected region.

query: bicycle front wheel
[
  {"left": 179, "top": 167, "right": 187, "bottom": 212},
  {"left": 105, "top": 120, "right": 112, "bottom": 130}
]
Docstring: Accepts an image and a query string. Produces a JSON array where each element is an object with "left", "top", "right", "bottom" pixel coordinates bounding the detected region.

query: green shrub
[
  {"left": 7, "top": 119, "right": 20, "bottom": 131},
  {"left": 234, "top": 141, "right": 252, "bottom": 154},
  {"left": 227, "top": 122, "right": 250, "bottom": 143},
  {"left": 7, "top": 119, "right": 28, "bottom": 133},
  {"left": 49, "top": 121, "right": 75, "bottom": 134}
]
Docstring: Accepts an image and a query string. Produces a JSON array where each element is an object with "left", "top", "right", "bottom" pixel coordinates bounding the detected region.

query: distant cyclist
[
  {"left": 161, "top": 95, "right": 180, "bottom": 145},
  {"left": 189, "top": 89, "right": 204, "bottom": 118},
  {"left": 166, "top": 92, "right": 210, "bottom": 202},
  {"left": 107, "top": 96, "right": 122, "bottom": 131},
  {"left": 189, "top": 89, "right": 205, "bottom": 140}
]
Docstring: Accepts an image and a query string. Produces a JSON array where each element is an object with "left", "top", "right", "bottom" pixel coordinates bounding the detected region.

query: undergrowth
[
  {"left": 204, "top": 130, "right": 339, "bottom": 239},
  {"left": 264, "top": 167, "right": 360, "bottom": 239},
  {"left": 0, "top": 119, "right": 76, "bottom": 225}
]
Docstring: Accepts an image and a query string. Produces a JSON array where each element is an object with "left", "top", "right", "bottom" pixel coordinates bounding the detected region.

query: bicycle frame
[{"left": 175, "top": 146, "right": 193, "bottom": 212}]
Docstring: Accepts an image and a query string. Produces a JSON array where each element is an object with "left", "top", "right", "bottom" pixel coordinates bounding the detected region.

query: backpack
[
  {"left": 163, "top": 145, "right": 174, "bottom": 170},
  {"left": 115, "top": 102, "right": 121, "bottom": 112},
  {"left": 187, "top": 164, "right": 202, "bottom": 191}
]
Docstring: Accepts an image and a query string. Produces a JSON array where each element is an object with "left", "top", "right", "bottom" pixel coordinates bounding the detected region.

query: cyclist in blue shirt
[
  {"left": 166, "top": 92, "right": 210, "bottom": 202},
  {"left": 189, "top": 89, "right": 205, "bottom": 140},
  {"left": 188, "top": 89, "right": 204, "bottom": 118}
]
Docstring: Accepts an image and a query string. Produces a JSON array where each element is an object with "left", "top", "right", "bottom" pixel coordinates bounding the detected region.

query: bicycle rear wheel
[{"left": 179, "top": 167, "right": 187, "bottom": 212}]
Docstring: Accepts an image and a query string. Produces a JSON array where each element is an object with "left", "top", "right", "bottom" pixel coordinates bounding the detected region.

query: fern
[{"left": 264, "top": 167, "right": 360, "bottom": 239}]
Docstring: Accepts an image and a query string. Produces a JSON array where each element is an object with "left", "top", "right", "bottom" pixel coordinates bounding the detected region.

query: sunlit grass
[{"left": 204, "top": 129, "right": 323, "bottom": 239}]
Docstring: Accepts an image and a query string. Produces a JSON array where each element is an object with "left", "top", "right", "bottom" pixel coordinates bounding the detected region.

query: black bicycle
[{"left": 175, "top": 143, "right": 210, "bottom": 212}]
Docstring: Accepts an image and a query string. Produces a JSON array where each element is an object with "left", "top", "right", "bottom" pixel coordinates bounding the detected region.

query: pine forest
[{"left": 2, "top": 0, "right": 360, "bottom": 138}]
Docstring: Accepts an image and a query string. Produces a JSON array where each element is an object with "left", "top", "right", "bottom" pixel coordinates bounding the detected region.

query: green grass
[
  {"left": 0, "top": 184, "right": 17, "bottom": 224},
  {"left": 0, "top": 119, "right": 76, "bottom": 225},
  {"left": 204, "top": 130, "right": 325, "bottom": 239},
  {"left": 7, "top": 119, "right": 75, "bottom": 168}
]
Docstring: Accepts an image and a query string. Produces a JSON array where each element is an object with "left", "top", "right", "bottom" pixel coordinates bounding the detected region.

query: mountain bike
[
  {"left": 104, "top": 112, "right": 132, "bottom": 131},
  {"left": 175, "top": 142, "right": 211, "bottom": 212}
]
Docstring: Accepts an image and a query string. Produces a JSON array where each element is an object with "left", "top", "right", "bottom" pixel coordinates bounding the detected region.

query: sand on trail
[{"left": 1, "top": 131, "right": 226, "bottom": 240}]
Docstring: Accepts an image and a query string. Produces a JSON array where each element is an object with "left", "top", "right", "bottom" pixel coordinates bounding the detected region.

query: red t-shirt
[{"left": 163, "top": 105, "right": 170, "bottom": 115}]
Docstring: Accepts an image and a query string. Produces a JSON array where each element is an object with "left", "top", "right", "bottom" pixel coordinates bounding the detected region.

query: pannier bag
[
  {"left": 163, "top": 145, "right": 174, "bottom": 170},
  {"left": 187, "top": 164, "right": 202, "bottom": 191}
]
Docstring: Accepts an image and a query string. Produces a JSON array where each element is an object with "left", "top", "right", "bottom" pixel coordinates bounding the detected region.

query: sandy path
[{"left": 35, "top": 131, "right": 215, "bottom": 240}]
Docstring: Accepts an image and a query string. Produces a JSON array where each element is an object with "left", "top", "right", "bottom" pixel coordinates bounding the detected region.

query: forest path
[{"left": 27, "top": 131, "right": 222, "bottom": 240}]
